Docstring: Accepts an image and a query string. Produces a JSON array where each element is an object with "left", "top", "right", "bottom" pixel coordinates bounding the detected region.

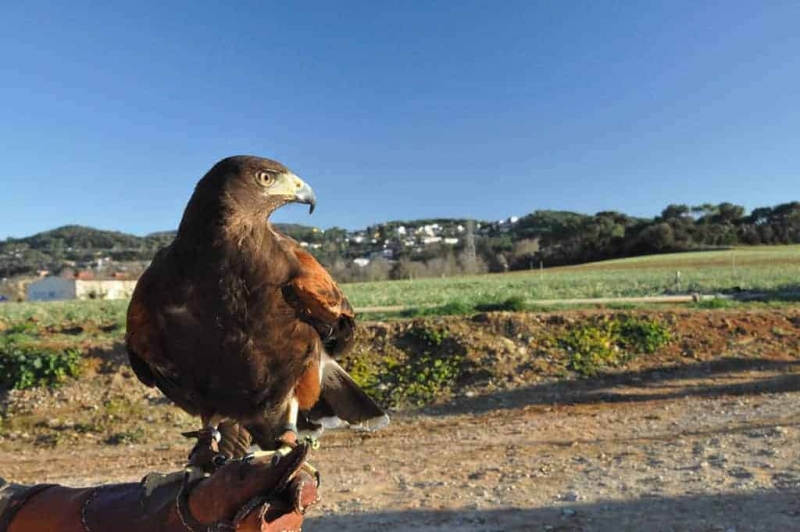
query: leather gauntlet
[{"left": 2, "top": 443, "right": 319, "bottom": 532}]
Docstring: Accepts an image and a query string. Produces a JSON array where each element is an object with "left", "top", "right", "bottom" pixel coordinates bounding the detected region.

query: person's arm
[{"left": 4, "top": 443, "right": 319, "bottom": 532}]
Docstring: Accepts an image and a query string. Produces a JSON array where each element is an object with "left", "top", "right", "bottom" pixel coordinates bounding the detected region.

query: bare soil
[{"left": 2, "top": 309, "right": 800, "bottom": 531}]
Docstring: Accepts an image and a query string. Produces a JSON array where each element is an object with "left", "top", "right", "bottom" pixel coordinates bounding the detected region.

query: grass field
[
  {"left": 344, "top": 245, "right": 800, "bottom": 308},
  {"left": 1, "top": 246, "right": 799, "bottom": 325}
]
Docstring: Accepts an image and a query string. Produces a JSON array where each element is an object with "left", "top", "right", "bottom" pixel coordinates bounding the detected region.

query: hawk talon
[
  {"left": 212, "top": 453, "right": 230, "bottom": 467},
  {"left": 181, "top": 427, "right": 222, "bottom": 443}
]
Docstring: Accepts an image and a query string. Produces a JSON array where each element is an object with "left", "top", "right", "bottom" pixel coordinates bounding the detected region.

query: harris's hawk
[{"left": 126, "top": 156, "right": 388, "bottom": 465}]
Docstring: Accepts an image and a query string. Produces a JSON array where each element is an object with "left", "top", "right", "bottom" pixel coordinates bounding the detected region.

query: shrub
[
  {"left": 617, "top": 316, "right": 672, "bottom": 353},
  {"left": 389, "top": 326, "right": 465, "bottom": 406},
  {"left": 559, "top": 323, "right": 621, "bottom": 376},
  {"left": 346, "top": 324, "right": 468, "bottom": 408},
  {"left": 559, "top": 315, "right": 672, "bottom": 376},
  {"left": 475, "top": 296, "right": 527, "bottom": 312},
  {"left": 0, "top": 335, "right": 82, "bottom": 390}
]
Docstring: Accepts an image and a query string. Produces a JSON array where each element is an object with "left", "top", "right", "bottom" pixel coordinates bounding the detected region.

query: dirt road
[{"left": 4, "top": 357, "right": 800, "bottom": 531}]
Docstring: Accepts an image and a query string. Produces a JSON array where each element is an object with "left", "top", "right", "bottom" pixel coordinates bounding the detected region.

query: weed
[
  {"left": 399, "top": 301, "right": 476, "bottom": 319},
  {"left": 430, "top": 301, "right": 475, "bottom": 316},
  {"left": 410, "top": 325, "right": 450, "bottom": 347},
  {"left": 475, "top": 296, "right": 527, "bottom": 312},
  {"left": 5, "top": 320, "right": 40, "bottom": 336},
  {"left": 104, "top": 428, "right": 145, "bottom": 445},
  {"left": 617, "top": 316, "right": 673, "bottom": 353},
  {"left": 559, "top": 322, "right": 621, "bottom": 376},
  {"left": 559, "top": 316, "right": 672, "bottom": 376},
  {"left": 693, "top": 298, "right": 735, "bottom": 309},
  {"left": 347, "top": 324, "right": 467, "bottom": 408},
  {"left": 103, "top": 397, "right": 141, "bottom": 418},
  {"left": 0, "top": 335, "right": 82, "bottom": 390},
  {"left": 74, "top": 422, "right": 101, "bottom": 433},
  {"left": 35, "top": 433, "right": 64, "bottom": 448}
]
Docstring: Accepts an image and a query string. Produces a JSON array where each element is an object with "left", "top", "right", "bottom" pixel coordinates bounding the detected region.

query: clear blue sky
[{"left": 1, "top": 1, "right": 799, "bottom": 238}]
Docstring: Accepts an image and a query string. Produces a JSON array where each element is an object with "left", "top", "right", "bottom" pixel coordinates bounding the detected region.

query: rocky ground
[{"left": 2, "top": 309, "right": 800, "bottom": 531}]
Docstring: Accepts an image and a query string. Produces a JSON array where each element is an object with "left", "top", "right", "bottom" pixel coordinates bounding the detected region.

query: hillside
[{"left": 1, "top": 201, "right": 799, "bottom": 281}]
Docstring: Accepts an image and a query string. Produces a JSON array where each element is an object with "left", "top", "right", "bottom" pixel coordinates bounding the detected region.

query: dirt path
[{"left": 4, "top": 358, "right": 800, "bottom": 531}]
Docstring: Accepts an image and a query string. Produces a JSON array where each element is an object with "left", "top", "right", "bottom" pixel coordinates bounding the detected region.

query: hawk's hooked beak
[
  {"left": 294, "top": 179, "right": 317, "bottom": 215},
  {"left": 273, "top": 173, "right": 316, "bottom": 214}
]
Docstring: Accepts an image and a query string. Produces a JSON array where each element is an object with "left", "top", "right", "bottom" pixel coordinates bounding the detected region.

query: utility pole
[{"left": 464, "top": 219, "right": 477, "bottom": 274}]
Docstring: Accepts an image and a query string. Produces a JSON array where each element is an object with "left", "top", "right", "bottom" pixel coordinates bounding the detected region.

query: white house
[{"left": 27, "top": 278, "right": 138, "bottom": 302}]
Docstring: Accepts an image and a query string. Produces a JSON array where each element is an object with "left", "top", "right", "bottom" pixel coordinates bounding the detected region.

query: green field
[
  {"left": 343, "top": 245, "right": 800, "bottom": 308},
  {"left": 2, "top": 246, "right": 799, "bottom": 325}
]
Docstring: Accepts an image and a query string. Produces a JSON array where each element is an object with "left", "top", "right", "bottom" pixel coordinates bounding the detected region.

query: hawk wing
[
  {"left": 125, "top": 249, "right": 197, "bottom": 414},
  {"left": 281, "top": 240, "right": 355, "bottom": 357}
]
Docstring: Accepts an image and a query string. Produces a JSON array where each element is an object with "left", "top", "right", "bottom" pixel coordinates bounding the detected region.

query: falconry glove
[{"left": 1, "top": 443, "right": 319, "bottom": 532}]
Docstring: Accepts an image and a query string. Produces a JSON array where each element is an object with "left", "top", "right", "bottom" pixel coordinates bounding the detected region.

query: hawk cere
[{"left": 125, "top": 156, "right": 388, "bottom": 465}]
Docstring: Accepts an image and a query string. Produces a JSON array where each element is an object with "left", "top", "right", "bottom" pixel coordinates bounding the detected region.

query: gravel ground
[{"left": 4, "top": 358, "right": 800, "bottom": 531}]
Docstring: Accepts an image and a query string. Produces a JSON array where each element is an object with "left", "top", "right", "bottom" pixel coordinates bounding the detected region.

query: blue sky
[{"left": 1, "top": 1, "right": 799, "bottom": 238}]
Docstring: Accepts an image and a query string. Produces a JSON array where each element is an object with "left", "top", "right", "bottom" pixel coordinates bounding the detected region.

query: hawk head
[{"left": 196, "top": 155, "right": 316, "bottom": 218}]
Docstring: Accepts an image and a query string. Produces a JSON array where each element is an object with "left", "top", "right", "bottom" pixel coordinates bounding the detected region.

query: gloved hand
[{"left": 5, "top": 443, "right": 319, "bottom": 532}]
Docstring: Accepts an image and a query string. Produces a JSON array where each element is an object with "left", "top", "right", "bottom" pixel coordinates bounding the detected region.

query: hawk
[{"left": 126, "top": 156, "right": 388, "bottom": 464}]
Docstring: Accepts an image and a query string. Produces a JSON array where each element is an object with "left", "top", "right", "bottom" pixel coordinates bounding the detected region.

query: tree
[
  {"left": 659, "top": 204, "right": 690, "bottom": 221},
  {"left": 713, "top": 203, "right": 745, "bottom": 224}
]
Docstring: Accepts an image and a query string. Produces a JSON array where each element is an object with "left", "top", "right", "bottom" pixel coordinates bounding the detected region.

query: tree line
[
  {"left": 328, "top": 201, "right": 800, "bottom": 281},
  {"left": 1, "top": 202, "right": 798, "bottom": 281}
]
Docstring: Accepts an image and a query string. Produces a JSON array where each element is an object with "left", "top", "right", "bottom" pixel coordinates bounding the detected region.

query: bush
[
  {"left": 475, "top": 296, "right": 527, "bottom": 312},
  {"left": 347, "top": 324, "right": 468, "bottom": 408},
  {"left": 617, "top": 316, "right": 673, "bottom": 353},
  {"left": 559, "top": 323, "right": 621, "bottom": 376},
  {"left": 389, "top": 326, "right": 465, "bottom": 406},
  {"left": 0, "top": 335, "right": 82, "bottom": 390},
  {"left": 559, "top": 315, "right": 672, "bottom": 376}
]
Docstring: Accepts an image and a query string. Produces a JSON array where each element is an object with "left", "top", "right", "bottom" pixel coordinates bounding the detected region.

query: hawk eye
[{"left": 256, "top": 171, "right": 275, "bottom": 187}]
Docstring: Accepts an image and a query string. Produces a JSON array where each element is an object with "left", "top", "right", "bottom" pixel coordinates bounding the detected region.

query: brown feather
[
  {"left": 125, "top": 155, "right": 382, "bottom": 447},
  {"left": 294, "top": 359, "right": 322, "bottom": 410}
]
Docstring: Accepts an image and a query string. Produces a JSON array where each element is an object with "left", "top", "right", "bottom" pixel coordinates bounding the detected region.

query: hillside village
[
  {"left": 0, "top": 217, "right": 522, "bottom": 299},
  {"left": 0, "top": 217, "right": 522, "bottom": 278},
  {"left": 1, "top": 201, "right": 799, "bottom": 300}
]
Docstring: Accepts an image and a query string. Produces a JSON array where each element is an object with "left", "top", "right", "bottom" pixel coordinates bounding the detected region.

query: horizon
[
  {"left": 2, "top": 2, "right": 800, "bottom": 239},
  {"left": 6, "top": 198, "right": 798, "bottom": 241}
]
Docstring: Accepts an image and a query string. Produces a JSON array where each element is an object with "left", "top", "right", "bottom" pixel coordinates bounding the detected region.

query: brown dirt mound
[{"left": 3, "top": 308, "right": 796, "bottom": 452}]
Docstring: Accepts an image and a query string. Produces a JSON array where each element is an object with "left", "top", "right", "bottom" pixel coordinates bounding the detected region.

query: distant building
[{"left": 26, "top": 277, "right": 137, "bottom": 302}]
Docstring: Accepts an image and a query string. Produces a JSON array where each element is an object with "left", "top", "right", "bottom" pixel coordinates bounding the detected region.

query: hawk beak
[{"left": 295, "top": 181, "right": 316, "bottom": 215}]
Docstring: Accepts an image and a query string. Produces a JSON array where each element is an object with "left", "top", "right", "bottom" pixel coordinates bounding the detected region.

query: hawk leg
[{"left": 183, "top": 414, "right": 226, "bottom": 475}]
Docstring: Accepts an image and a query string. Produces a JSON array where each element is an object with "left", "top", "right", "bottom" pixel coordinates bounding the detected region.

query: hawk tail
[{"left": 303, "top": 353, "right": 389, "bottom": 434}]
